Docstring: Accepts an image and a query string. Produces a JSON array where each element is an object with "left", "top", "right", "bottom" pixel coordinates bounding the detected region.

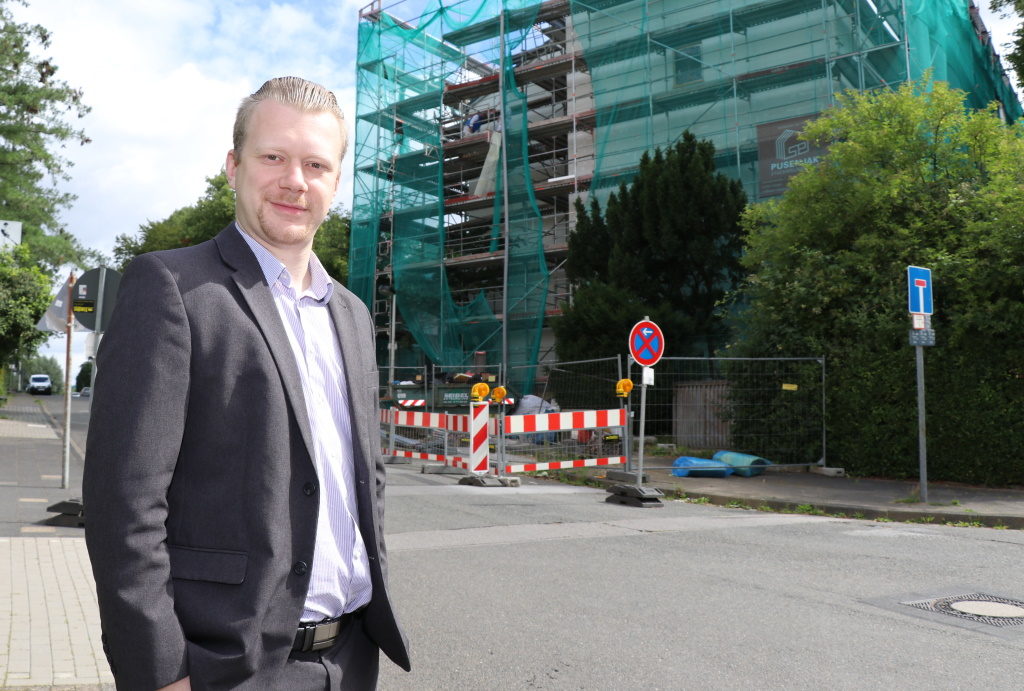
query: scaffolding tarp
[
  {"left": 352, "top": 0, "right": 1020, "bottom": 395},
  {"left": 354, "top": 0, "right": 547, "bottom": 395}
]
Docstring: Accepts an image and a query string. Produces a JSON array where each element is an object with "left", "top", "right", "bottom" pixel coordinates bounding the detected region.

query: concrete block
[{"left": 810, "top": 465, "right": 846, "bottom": 478}]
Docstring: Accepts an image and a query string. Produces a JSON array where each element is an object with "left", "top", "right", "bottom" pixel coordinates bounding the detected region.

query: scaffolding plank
[
  {"left": 358, "top": 107, "right": 438, "bottom": 145},
  {"left": 443, "top": 51, "right": 584, "bottom": 104},
  {"left": 581, "top": 0, "right": 824, "bottom": 68},
  {"left": 360, "top": 9, "right": 496, "bottom": 78},
  {"left": 443, "top": 0, "right": 571, "bottom": 46},
  {"left": 358, "top": 57, "right": 438, "bottom": 95}
]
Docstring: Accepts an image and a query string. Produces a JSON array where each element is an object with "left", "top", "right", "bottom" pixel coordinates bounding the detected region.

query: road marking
[
  {"left": 20, "top": 526, "right": 56, "bottom": 533},
  {"left": 18, "top": 497, "right": 48, "bottom": 503}
]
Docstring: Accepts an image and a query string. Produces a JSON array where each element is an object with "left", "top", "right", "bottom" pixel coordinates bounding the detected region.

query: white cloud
[
  {"left": 13, "top": 0, "right": 362, "bottom": 374},
  {"left": 13, "top": 0, "right": 360, "bottom": 260},
  {"left": 977, "top": 2, "right": 1021, "bottom": 91},
  {"left": 12, "top": 0, "right": 1024, "bottom": 377}
]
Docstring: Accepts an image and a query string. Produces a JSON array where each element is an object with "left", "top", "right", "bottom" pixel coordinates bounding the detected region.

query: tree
[
  {"left": 555, "top": 131, "right": 747, "bottom": 361},
  {"left": 0, "top": 245, "right": 51, "bottom": 381},
  {"left": 75, "top": 360, "right": 91, "bottom": 392},
  {"left": 112, "top": 172, "right": 235, "bottom": 269},
  {"left": 21, "top": 353, "right": 62, "bottom": 393},
  {"left": 113, "top": 171, "right": 352, "bottom": 283},
  {"left": 990, "top": 1, "right": 1024, "bottom": 83},
  {"left": 731, "top": 77, "right": 1024, "bottom": 485},
  {"left": 0, "top": 0, "right": 96, "bottom": 275}
]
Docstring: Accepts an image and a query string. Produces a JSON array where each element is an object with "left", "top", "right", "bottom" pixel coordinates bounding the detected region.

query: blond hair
[{"left": 233, "top": 76, "right": 348, "bottom": 160}]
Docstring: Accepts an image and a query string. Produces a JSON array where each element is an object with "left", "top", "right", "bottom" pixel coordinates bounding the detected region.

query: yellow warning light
[
  {"left": 616, "top": 378, "right": 634, "bottom": 397},
  {"left": 471, "top": 382, "right": 490, "bottom": 402},
  {"left": 491, "top": 386, "right": 507, "bottom": 402}
]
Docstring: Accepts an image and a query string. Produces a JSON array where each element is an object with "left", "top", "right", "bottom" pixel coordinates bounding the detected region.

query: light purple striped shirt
[{"left": 236, "top": 225, "right": 372, "bottom": 621}]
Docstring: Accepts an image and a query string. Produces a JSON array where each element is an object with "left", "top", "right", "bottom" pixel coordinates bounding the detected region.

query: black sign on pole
[{"left": 73, "top": 267, "right": 121, "bottom": 332}]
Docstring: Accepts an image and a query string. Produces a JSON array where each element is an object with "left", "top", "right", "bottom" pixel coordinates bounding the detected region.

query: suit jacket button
[
  {"left": 303, "top": 482, "right": 318, "bottom": 496},
  {"left": 292, "top": 561, "right": 308, "bottom": 576}
]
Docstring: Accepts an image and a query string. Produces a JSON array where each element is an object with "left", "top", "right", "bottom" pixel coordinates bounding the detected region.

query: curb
[
  {"left": 547, "top": 469, "right": 1024, "bottom": 530},
  {"left": 660, "top": 489, "right": 1024, "bottom": 530}
]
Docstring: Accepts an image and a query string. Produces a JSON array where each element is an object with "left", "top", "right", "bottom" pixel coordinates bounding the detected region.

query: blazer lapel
[
  {"left": 327, "top": 288, "right": 383, "bottom": 541},
  {"left": 327, "top": 292, "right": 374, "bottom": 475},
  {"left": 214, "top": 226, "right": 317, "bottom": 464}
]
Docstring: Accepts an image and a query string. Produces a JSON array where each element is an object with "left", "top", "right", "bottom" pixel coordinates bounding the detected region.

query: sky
[{"left": 13, "top": 0, "right": 1023, "bottom": 379}]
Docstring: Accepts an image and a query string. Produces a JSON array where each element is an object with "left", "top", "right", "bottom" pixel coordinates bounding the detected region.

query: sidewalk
[
  {"left": 0, "top": 393, "right": 112, "bottom": 689},
  {"left": 1, "top": 393, "right": 1023, "bottom": 687},
  {"left": 588, "top": 462, "right": 1024, "bottom": 528}
]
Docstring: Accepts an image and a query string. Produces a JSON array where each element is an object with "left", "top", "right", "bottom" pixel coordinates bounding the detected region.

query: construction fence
[{"left": 381, "top": 355, "right": 826, "bottom": 475}]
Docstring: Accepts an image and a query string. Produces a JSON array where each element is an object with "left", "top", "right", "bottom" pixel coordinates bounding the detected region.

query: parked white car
[{"left": 27, "top": 374, "right": 52, "bottom": 395}]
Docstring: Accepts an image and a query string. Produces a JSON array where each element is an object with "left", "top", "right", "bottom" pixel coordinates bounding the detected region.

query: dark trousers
[{"left": 285, "top": 621, "right": 380, "bottom": 690}]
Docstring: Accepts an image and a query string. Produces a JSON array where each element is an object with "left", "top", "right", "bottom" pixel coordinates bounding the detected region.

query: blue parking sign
[{"left": 907, "top": 266, "right": 933, "bottom": 315}]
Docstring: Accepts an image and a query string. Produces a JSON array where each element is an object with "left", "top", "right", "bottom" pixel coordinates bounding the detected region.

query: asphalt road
[
  {"left": 20, "top": 395, "right": 1024, "bottom": 688},
  {"left": 37, "top": 391, "right": 91, "bottom": 457},
  {"left": 378, "top": 465, "right": 1024, "bottom": 690}
]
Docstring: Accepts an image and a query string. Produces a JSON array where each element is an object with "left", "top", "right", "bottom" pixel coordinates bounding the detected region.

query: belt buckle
[{"left": 310, "top": 619, "right": 341, "bottom": 651}]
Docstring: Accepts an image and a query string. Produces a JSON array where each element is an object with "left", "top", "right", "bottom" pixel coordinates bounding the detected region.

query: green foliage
[
  {"left": 113, "top": 171, "right": 352, "bottom": 283},
  {"left": 731, "top": 77, "right": 1024, "bottom": 485},
  {"left": 990, "top": 2, "right": 1024, "bottom": 83},
  {"left": 75, "top": 360, "right": 92, "bottom": 392},
  {"left": 0, "top": 0, "right": 95, "bottom": 274},
  {"left": 112, "top": 172, "right": 235, "bottom": 270},
  {"left": 21, "top": 353, "right": 62, "bottom": 393},
  {"left": 0, "top": 245, "right": 50, "bottom": 366},
  {"left": 555, "top": 131, "right": 747, "bottom": 360},
  {"left": 553, "top": 282, "right": 644, "bottom": 362},
  {"left": 312, "top": 210, "right": 350, "bottom": 283}
]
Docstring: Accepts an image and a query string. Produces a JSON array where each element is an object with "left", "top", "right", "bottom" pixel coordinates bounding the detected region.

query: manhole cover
[{"left": 903, "top": 593, "right": 1024, "bottom": 628}]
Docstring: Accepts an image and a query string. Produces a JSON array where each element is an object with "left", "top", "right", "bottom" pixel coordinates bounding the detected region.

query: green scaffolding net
[
  {"left": 352, "top": 0, "right": 1020, "bottom": 395},
  {"left": 571, "top": 0, "right": 1021, "bottom": 203},
  {"left": 353, "top": 0, "right": 547, "bottom": 395}
]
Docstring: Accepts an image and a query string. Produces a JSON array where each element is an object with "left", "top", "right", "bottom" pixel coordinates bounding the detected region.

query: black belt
[{"left": 293, "top": 608, "right": 365, "bottom": 653}]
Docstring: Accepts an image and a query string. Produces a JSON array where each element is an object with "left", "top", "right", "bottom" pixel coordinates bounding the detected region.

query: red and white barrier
[
  {"left": 381, "top": 408, "right": 497, "bottom": 434},
  {"left": 387, "top": 449, "right": 469, "bottom": 469},
  {"left": 382, "top": 407, "right": 492, "bottom": 470},
  {"left": 502, "top": 456, "right": 626, "bottom": 474},
  {"left": 389, "top": 409, "right": 446, "bottom": 430},
  {"left": 395, "top": 397, "right": 510, "bottom": 408},
  {"left": 469, "top": 401, "right": 489, "bottom": 476},
  {"left": 504, "top": 408, "right": 627, "bottom": 434},
  {"left": 383, "top": 403, "right": 630, "bottom": 478}
]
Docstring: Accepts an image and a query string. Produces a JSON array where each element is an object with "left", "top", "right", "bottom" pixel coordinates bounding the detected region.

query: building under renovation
[{"left": 351, "top": 0, "right": 1021, "bottom": 396}]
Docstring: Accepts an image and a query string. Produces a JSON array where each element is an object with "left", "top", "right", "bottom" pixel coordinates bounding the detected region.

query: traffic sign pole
[
  {"left": 907, "top": 265, "right": 933, "bottom": 503},
  {"left": 89, "top": 267, "right": 107, "bottom": 393},
  {"left": 636, "top": 371, "right": 647, "bottom": 489},
  {"left": 915, "top": 344, "right": 928, "bottom": 503},
  {"left": 62, "top": 273, "right": 75, "bottom": 490},
  {"left": 606, "top": 317, "right": 666, "bottom": 507}
]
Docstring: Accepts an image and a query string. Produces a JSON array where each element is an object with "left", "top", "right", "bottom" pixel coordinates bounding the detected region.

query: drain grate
[{"left": 902, "top": 593, "right": 1024, "bottom": 628}]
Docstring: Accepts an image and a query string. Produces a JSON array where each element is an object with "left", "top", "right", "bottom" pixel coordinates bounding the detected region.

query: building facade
[{"left": 352, "top": 0, "right": 1020, "bottom": 396}]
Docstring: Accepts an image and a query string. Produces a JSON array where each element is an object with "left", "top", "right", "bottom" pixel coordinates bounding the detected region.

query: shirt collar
[{"left": 235, "top": 222, "right": 334, "bottom": 304}]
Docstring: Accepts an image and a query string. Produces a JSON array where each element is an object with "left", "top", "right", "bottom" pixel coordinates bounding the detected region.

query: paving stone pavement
[
  {"left": 0, "top": 537, "right": 112, "bottom": 688},
  {"left": 0, "top": 395, "right": 111, "bottom": 689}
]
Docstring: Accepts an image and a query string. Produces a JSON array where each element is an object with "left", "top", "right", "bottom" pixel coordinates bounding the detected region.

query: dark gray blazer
[{"left": 83, "top": 225, "right": 410, "bottom": 690}]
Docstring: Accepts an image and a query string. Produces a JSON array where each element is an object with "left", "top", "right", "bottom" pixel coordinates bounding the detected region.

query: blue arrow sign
[{"left": 907, "top": 266, "right": 933, "bottom": 315}]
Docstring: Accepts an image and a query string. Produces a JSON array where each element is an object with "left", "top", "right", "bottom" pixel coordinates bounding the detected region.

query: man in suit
[{"left": 83, "top": 76, "right": 410, "bottom": 690}]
